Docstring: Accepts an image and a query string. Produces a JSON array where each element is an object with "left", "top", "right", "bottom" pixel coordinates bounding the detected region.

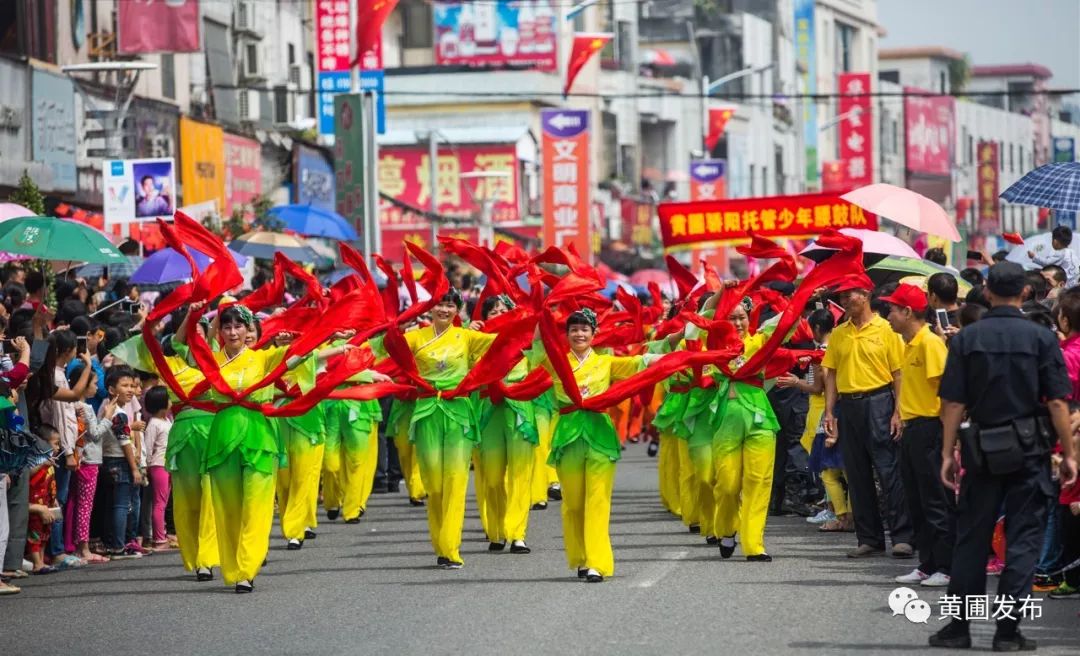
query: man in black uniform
[{"left": 931, "top": 262, "right": 1078, "bottom": 652}]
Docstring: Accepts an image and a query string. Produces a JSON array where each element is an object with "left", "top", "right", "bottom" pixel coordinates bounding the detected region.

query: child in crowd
[
  {"left": 143, "top": 385, "right": 173, "bottom": 550},
  {"left": 99, "top": 367, "right": 144, "bottom": 560},
  {"left": 69, "top": 365, "right": 112, "bottom": 564},
  {"left": 1030, "top": 225, "right": 1079, "bottom": 288},
  {"left": 24, "top": 424, "right": 61, "bottom": 573}
]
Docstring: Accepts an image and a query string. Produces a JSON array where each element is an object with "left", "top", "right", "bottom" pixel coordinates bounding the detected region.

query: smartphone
[
  {"left": 814, "top": 301, "right": 824, "bottom": 311},
  {"left": 77, "top": 335, "right": 88, "bottom": 350},
  {"left": 121, "top": 300, "right": 138, "bottom": 314},
  {"left": 935, "top": 308, "right": 950, "bottom": 329},
  {"left": 966, "top": 249, "right": 982, "bottom": 261}
]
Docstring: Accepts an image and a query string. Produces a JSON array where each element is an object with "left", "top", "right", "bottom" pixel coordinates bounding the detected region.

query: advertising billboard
[
  {"left": 103, "top": 158, "right": 177, "bottom": 227},
  {"left": 434, "top": 0, "right": 557, "bottom": 71}
]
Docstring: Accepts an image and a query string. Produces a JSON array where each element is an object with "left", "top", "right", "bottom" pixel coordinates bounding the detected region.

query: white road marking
[{"left": 631, "top": 550, "right": 689, "bottom": 588}]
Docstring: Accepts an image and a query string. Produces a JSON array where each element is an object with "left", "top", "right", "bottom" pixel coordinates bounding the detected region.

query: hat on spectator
[
  {"left": 878, "top": 283, "right": 928, "bottom": 313},
  {"left": 987, "top": 261, "right": 1026, "bottom": 298}
]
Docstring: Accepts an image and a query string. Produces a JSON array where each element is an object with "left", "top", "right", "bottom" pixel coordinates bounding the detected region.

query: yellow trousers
[
  {"left": 556, "top": 439, "right": 617, "bottom": 577},
  {"left": 531, "top": 412, "right": 559, "bottom": 505},
  {"left": 658, "top": 432, "right": 682, "bottom": 517},
  {"left": 713, "top": 407, "right": 776, "bottom": 557},
  {"left": 323, "top": 424, "right": 379, "bottom": 521},
  {"left": 209, "top": 450, "right": 276, "bottom": 585},
  {"left": 688, "top": 441, "right": 717, "bottom": 537},
  {"left": 394, "top": 417, "right": 425, "bottom": 501},
  {"left": 171, "top": 446, "right": 219, "bottom": 571},
  {"left": 276, "top": 436, "right": 325, "bottom": 540},
  {"left": 478, "top": 404, "right": 535, "bottom": 543},
  {"left": 414, "top": 411, "right": 472, "bottom": 562},
  {"left": 798, "top": 394, "right": 849, "bottom": 515},
  {"left": 676, "top": 438, "right": 698, "bottom": 528},
  {"left": 821, "top": 468, "right": 850, "bottom": 515}
]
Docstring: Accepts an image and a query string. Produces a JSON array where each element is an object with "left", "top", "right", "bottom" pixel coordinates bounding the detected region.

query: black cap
[
  {"left": 986, "top": 261, "right": 1026, "bottom": 298},
  {"left": 765, "top": 281, "right": 796, "bottom": 297}
]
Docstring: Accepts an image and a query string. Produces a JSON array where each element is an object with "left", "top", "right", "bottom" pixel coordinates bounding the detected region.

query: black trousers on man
[
  {"left": 768, "top": 386, "right": 808, "bottom": 513},
  {"left": 837, "top": 389, "right": 914, "bottom": 549},
  {"left": 899, "top": 417, "right": 956, "bottom": 574},
  {"left": 948, "top": 448, "right": 1052, "bottom": 635}
]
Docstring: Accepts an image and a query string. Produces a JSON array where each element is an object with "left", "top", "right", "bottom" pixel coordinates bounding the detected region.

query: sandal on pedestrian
[
  {"left": 0, "top": 582, "right": 20, "bottom": 595},
  {"left": 819, "top": 519, "right": 847, "bottom": 532},
  {"left": 83, "top": 553, "right": 109, "bottom": 564},
  {"left": 32, "top": 565, "right": 58, "bottom": 575}
]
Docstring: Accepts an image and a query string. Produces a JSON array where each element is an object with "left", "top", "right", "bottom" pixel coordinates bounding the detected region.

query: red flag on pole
[
  {"left": 563, "top": 33, "right": 613, "bottom": 97},
  {"left": 705, "top": 107, "right": 735, "bottom": 151},
  {"left": 353, "top": 0, "right": 400, "bottom": 68}
]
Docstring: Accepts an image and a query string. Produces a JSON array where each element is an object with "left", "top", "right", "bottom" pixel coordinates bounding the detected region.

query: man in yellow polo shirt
[
  {"left": 880, "top": 283, "right": 956, "bottom": 588},
  {"left": 822, "top": 274, "right": 914, "bottom": 559}
]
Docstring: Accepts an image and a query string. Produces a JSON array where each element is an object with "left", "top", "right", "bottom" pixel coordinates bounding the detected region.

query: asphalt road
[{"left": 5, "top": 449, "right": 1079, "bottom": 655}]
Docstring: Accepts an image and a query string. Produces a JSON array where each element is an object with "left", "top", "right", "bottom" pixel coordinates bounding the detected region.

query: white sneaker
[
  {"left": 921, "top": 572, "right": 951, "bottom": 587},
  {"left": 895, "top": 568, "right": 928, "bottom": 584},
  {"left": 807, "top": 508, "right": 836, "bottom": 524}
]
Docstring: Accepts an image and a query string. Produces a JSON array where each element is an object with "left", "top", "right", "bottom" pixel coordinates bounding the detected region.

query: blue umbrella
[
  {"left": 322, "top": 267, "right": 388, "bottom": 288},
  {"left": 129, "top": 246, "right": 249, "bottom": 285},
  {"left": 1000, "top": 161, "right": 1080, "bottom": 212},
  {"left": 267, "top": 204, "right": 358, "bottom": 241}
]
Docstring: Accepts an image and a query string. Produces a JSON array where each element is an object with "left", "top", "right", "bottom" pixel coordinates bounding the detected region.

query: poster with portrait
[{"left": 103, "top": 157, "right": 177, "bottom": 227}]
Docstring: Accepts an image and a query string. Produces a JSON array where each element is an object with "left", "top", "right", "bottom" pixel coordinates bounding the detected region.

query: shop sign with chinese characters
[
  {"left": 657, "top": 192, "right": 877, "bottom": 251},
  {"left": 541, "top": 109, "right": 590, "bottom": 256},
  {"left": 377, "top": 145, "right": 519, "bottom": 226},
  {"left": 977, "top": 141, "right": 1000, "bottom": 232},
  {"left": 837, "top": 72, "right": 873, "bottom": 187}
]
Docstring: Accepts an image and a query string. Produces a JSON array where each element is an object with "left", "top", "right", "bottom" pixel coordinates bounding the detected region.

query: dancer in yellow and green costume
[
  {"left": 538, "top": 309, "right": 657, "bottom": 583},
  {"left": 276, "top": 401, "right": 326, "bottom": 549},
  {"left": 178, "top": 303, "right": 354, "bottom": 592},
  {"left": 529, "top": 388, "right": 559, "bottom": 510},
  {"left": 322, "top": 363, "right": 385, "bottom": 523},
  {"left": 112, "top": 325, "right": 219, "bottom": 582},
  {"left": 710, "top": 299, "right": 779, "bottom": 562},
  {"left": 475, "top": 295, "right": 537, "bottom": 554},
  {"left": 371, "top": 290, "right": 496, "bottom": 569},
  {"left": 387, "top": 397, "right": 425, "bottom": 505}
]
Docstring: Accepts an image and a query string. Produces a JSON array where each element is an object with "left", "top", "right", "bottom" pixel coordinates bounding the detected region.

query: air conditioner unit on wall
[{"left": 239, "top": 89, "right": 261, "bottom": 122}]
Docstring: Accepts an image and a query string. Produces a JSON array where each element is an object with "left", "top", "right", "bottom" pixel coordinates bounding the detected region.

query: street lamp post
[{"left": 700, "top": 62, "right": 774, "bottom": 152}]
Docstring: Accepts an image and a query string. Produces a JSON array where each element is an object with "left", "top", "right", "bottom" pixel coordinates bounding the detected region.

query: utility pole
[{"left": 429, "top": 131, "right": 438, "bottom": 254}]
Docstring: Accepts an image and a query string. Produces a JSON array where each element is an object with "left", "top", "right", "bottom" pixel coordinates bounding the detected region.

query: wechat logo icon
[{"left": 889, "top": 587, "right": 932, "bottom": 624}]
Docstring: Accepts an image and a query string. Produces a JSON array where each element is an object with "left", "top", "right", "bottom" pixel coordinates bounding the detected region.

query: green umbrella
[
  {"left": 868, "top": 256, "right": 972, "bottom": 294},
  {"left": 0, "top": 216, "right": 124, "bottom": 264}
]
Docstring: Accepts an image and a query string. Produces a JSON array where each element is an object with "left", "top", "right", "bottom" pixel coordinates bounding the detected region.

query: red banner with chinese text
[
  {"left": 657, "top": 193, "right": 877, "bottom": 251},
  {"left": 837, "top": 72, "right": 873, "bottom": 187},
  {"left": 541, "top": 109, "right": 591, "bottom": 257},
  {"left": 377, "top": 145, "right": 520, "bottom": 228},
  {"left": 977, "top": 141, "right": 1000, "bottom": 233},
  {"left": 905, "top": 89, "right": 955, "bottom": 177}
]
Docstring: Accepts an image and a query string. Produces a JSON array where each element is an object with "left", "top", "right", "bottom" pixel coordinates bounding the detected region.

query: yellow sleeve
[
  {"left": 924, "top": 335, "right": 948, "bottom": 381},
  {"left": 610, "top": 355, "right": 644, "bottom": 381},
  {"left": 887, "top": 331, "right": 905, "bottom": 373},
  {"left": 260, "top": 345, "right": 289, "bottom": 375},
  {"left": 821, "top": 334, "right": 838, "bottom": 370},
  {"left": 466, "top": 328, "right": 498, "bottom": 362},
  {"left": 404, "top": 329, "right": 421, "bottom": 353}
]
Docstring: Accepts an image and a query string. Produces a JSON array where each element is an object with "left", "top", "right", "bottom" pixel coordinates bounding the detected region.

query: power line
[{"left": 208, "top": 82, "right": 1080, "bottom": 101}]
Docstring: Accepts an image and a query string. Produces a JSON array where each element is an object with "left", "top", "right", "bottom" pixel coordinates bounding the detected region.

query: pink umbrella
[
  {"left": 0, "top": 203, "right": 35, "bottom": 262},
  {"left": 0, "top": 203, "right": 34, "bottom": 222},
  {"left": 841, "top": 183, "right": 962, "bottom": 242},
  {"left": 799, "top": 228, "right": 918, "bottom": 264}
]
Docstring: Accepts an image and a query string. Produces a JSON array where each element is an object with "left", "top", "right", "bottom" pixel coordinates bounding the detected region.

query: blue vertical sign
[
  {"left": 317, "top": 71, "right": 386, "bottom": 137},
  {"left": 794, "top": 0, "right": 817, "bottom": 186},
  {"left": 1053, "top": 137, "right": 1077, "bottom": 228},
  {"left": 318, "top": 71, "right": 352, "bottom": 137}
]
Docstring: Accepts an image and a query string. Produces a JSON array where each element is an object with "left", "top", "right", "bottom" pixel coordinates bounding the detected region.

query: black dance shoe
[
  {"left": 509, "top": 541, "right": 531, "bottom": 554},
  {"left": 746, "top": 553, "right": 772, "bottom": 562},
  {"left": 719, "top": 536, "right": 737, "bottom": 559},
  {"left": 531, "top": 501, "right": 548, "bottom": 510},
  {"left": 488, "top": 541, "right": 507, "bottom": 552},
  {"left": 304, "top": 529, "right": 317, "bottom": 540},
  {"left": 326, "top": 508, "right": 340, "bottom": 521},
  {"left": 235, "top": 580, "right": 254, "bottom": 594}
]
